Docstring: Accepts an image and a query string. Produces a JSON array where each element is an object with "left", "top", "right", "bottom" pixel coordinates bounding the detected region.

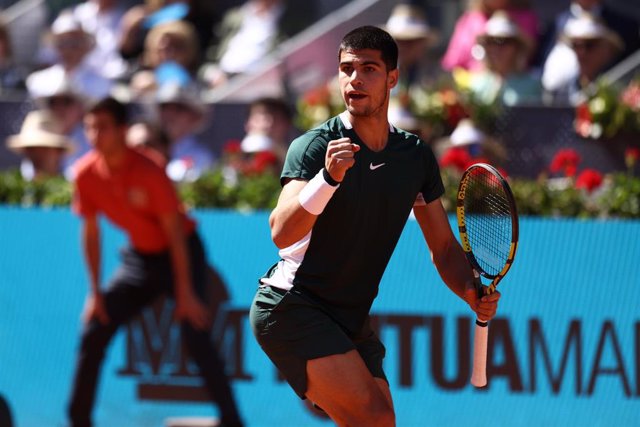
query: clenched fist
[{"left": 325, "top": 137, "right": 360, "bottom": 183}]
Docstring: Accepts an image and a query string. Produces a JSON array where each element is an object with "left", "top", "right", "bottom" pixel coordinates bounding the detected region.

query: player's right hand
[
  {"left": 83, "top": 292, "right": 110, "bottom": 325},
  {"left": 325, "top": 137, "right": 360, "bottom": 183}
]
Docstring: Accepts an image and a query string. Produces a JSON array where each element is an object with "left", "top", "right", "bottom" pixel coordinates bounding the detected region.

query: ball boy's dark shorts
[{"left": 249, "top": 285, "right": 387, "bottom": 399}]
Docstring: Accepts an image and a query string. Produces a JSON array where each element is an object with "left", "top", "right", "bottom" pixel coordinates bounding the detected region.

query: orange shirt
[{"left": 73, "top": 147, "right": 196, "bottom": 253}]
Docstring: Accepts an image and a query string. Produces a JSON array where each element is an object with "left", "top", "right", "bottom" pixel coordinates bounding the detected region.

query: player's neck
[{"left": 349, "top": 113, "right": 389, "bottom": 152}]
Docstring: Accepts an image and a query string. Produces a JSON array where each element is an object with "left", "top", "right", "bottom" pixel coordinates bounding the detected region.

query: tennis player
[
  {"left": 67, "top": 97, "right": 243, "bottom": 427},
  {"left": 249, "top": 26, "right": 501, "bottom": 426}
]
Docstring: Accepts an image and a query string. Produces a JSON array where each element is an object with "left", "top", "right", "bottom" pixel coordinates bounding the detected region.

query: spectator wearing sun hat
[
  {"left": 384, "top": 3, "right": 439, "bottom": 136},
  {"left": 27, "top": 11, "right": 113, "bottom": 102},
  {"left": 441, "top": 0, "right": 539, "bottom": 73},
  {"left": 537, "top": 0, "right": 639, "bottom": 94},
  {"left": 7, "top": 110, "right": 74, "bottom": 180},
  {"left": 28, "top": 75, "right": 96, "bottom": 180},
  {"left": 545, "top": 13, "right": 625, "bottom": 105},
  {"left": 154, "top": 79, "right": 215, "bottom": 182},
  {"left": 385, "top": 3, "right": 439, "bottom": 89},
  {"left": 466, "top": 10, "right": 542, "bottom": 106}
]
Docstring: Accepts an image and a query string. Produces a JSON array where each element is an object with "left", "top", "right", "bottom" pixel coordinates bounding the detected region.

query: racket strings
[{"left": 464, "top": 172, "right": 513, "bottom": 276}]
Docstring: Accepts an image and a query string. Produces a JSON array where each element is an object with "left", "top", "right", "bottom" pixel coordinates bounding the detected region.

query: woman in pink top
[{"left": 441, "top": 0, "right": 538, "bottom": 71}]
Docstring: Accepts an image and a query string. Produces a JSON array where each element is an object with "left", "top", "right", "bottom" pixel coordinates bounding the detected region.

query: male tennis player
[
  {"left": 249, "top": 26, "right": 501, "bottom": 426},
  {"left": 67, "top": 97, "right": 243, "bottom": 427}
]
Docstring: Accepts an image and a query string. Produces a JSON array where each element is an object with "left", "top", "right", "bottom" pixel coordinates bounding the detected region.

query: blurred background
[{"left": 0, "top": 1, "right": 639, "bottom": 426}]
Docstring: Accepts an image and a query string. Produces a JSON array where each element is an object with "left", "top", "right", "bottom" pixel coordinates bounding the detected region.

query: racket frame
[{"left": 455, "top": 162, "right": 519, "bottom": 387}]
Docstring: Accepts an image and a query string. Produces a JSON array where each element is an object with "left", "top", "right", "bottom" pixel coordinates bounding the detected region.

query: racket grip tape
[{"left": 471, "top": 318, "right": 488, "bottom": 387}]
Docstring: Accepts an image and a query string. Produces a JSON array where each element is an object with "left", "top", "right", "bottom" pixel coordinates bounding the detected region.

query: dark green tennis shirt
[{"left": 276, "top": 113, "right": 444, "bottom": 333}]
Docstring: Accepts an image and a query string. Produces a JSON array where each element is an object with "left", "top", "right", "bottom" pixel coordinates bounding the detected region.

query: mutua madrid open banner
[{"left": 0, "top": 207, "right": 638, "bottom": 427}]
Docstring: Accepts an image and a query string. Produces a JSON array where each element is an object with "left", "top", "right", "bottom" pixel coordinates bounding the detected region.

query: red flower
[
  {"left": 550, "top": 149, "right": 581, "bottom": 177},
  {"left": 574, "top": 102, "right": 593, "bottom": 138},
  {"left": 223, "top": 139, "right": 242, "bottom": 154},
  {"left": 440, "top": 147, "right": 472, "bottom": 172},
  {"left": 244, "top": 151, "right": 279, "bottom": 175},
  {"left": 620, "top": 82, "right": 640, "bottom": 111},
  {"left": 304, "top": 85, "right": 331, "bottom": 106},
  {"left": 575, "top": 169, "right": 603, "bottom": 193},
  {"left": 625, "top": 147, "right": 640, "bottom": 168}
]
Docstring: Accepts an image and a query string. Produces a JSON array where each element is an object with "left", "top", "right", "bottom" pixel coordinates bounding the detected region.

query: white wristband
[{"left": 298, "top": 169, "right": 339, "bottom": 215}]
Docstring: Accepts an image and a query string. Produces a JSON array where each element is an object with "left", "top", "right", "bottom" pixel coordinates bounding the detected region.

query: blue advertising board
[{"left": 0, "top": 207, "right": 638, "bottom": 426}]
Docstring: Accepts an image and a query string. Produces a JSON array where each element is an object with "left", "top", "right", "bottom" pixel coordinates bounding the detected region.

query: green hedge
[{"left": 1, "top": 168, "right": 639, "bottom": 218}]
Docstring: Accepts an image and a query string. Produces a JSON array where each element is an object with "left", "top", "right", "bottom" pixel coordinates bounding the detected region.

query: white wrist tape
[{"left": 298, "top": 169, "right": 339, "bottom": 215}]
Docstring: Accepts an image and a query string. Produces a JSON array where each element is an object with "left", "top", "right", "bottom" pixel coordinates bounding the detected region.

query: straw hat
[
  {"left": 384, "top": 4, "right": 438, "bottom": 43},
  {"left": 476, "top": 11, "right": 533, "bottom": 52},
  {"left": 7, "top": 110, "right": 74, "bottom": 153},
  {"left": 561, "top": 13, "right": 624, "bottom": 51}
]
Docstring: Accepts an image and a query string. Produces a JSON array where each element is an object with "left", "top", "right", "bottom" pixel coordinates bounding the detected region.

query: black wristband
[{"left": 322, "top": 168, "right": 340, "bottom": 187}]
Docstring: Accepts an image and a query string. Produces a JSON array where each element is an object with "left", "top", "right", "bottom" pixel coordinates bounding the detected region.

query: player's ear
[{"left": 387, "top": 69, "right": 399, "bottom": 89}]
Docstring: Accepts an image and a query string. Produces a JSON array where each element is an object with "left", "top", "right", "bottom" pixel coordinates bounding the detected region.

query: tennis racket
[{"left": 456, "top": 163, "right": 519, "bottom": 387}]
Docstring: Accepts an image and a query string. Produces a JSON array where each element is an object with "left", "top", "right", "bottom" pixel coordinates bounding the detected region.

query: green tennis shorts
[{"left": 249, "top": 285, "right": 387, "bottom": 399}]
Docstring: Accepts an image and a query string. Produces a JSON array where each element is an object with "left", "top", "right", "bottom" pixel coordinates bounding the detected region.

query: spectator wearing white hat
[
  {"left": 468, "top": 11, "right": 542, "bottom": 106},
  {"left": 63, "top": 0, "right": 128, "bottom": 80},
  {"left": 27, "top": 11, "right": 113, "bottom": 102},
  {"left": 385, "top": 3, "right": 438, "bottom": 89},
  {"left": 6, "top": 110, "right": 74, "bottom": 180},
  {"left": 435, "top": 118, "right": 506, "bottom": 166},
  {"left": 546, "top": 13, "right": 624, "bottom": 105},
  {"left": 31, "top": 76, "right": 93, "bottom": 180},
  {"left": 384, "top": 4, "right": 438, "bottom": 136},
  {"left": 155, "top": 81, "right": 215, "bottom": 181},
  {"left": 441, "top": 0, "right": 539, "bottom": 72},
  {"left": 537, "top": 0, "right": 639, "bottom": 94}
]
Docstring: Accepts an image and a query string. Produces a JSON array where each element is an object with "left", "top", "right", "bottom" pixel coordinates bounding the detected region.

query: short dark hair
[
  {"left": 87, "top": 97, "right": 129, "bottom": 126},
  {"left": 338, "top": 25, "right": 398, "bottom": 71}
]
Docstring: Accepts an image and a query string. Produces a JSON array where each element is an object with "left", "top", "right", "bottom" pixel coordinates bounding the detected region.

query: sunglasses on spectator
[
  {"left": 570, "top": 39, "right": 601, "bottom": 51},
  {"left": 484, "top": 37, "right": 517, "bottom": 47},
  {"left": 159, "top": 102, "right": 194, "bottom": 113},
  {"left": 47, "top": 96, "right": 78, "bottom": 108}
]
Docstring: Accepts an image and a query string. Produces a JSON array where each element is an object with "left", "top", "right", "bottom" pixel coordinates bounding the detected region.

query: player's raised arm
[{"left": 269, "top": 137, "right": 360, "bottom": 248}]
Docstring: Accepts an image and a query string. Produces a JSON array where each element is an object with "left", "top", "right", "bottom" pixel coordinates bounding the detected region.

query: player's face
[
  {"left": 84, "top": 111, "right": 127, "bottom": 156},
  {"left": 338, "top": 48, "right": 398, "bottom": 118}
]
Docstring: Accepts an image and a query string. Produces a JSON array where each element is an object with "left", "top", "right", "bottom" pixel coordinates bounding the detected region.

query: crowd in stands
[{"left": 1, "top": 0, "right": 638, "bottom": 182}]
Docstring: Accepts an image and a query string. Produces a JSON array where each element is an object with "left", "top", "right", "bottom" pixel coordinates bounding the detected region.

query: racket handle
[{"left": 471, "top": 318, "right": 488, "bottom": 387}]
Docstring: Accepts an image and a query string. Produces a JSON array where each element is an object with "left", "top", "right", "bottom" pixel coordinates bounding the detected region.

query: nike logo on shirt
[{"left": 369, "top": 162, "right": 386, "bottom": 170}]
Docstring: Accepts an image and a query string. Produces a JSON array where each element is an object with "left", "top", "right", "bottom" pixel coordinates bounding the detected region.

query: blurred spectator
[
  {"left": 435, "top": 118, "right": 506, "bottom": 168},
  {"left": 72, "top": 0, "right": 127, "bottom": 79},
  {"left": 385, "top": 3, "right": 439, "bottom": 89},
  {"left": 155, "top": 81, "right": 215, "bottom": 181},
  {"left": 384, "top": 3, "right": 439, "bottom": 134},
  {"left": 467, "top": 11, "right": 542, "bottom": 106},
  {"left": 31, "top": 77, "right": 92, "bottom": 179},
  {"left": 6, "top": 110, "right": 73, "bottom": 180},
  {"left": 126, "top": 118, "right": 171, "bottom": 164},
  {"left": 61, "top": 0, "right": 128, "bottom": 80},
  {"left": 441, "top": 0, "right": 538, "bottom": 72},
  {"left": 27, "top": 11, "right": 112, "bottom": 102},
  {"left": 539, "top": 0, "right": 639, "bottom": 94},
  {"left": 0, "top": 17, "right": 27, "bottom": 92},
  {"left": 546, "top": 13, "right": 624, "bottom": 105},
  {"left": 199, "top": 0, "right": 316, "bottom": 89},
  {"left": 118, "top": 0, "right": 218, "bottom": 63},
  {"left": 126, "top": 19, "right": 201, "bottom": 99},
  {"left": 240, "top": 96, "right": 295, "bottom": 169}
]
